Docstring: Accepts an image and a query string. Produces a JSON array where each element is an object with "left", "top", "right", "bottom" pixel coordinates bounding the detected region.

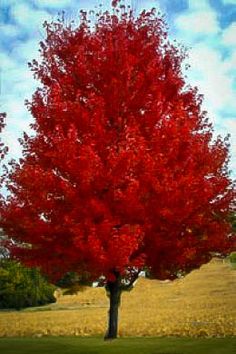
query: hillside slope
[{"left": 0, "top": 258, "right": 235, "bottom": 337}]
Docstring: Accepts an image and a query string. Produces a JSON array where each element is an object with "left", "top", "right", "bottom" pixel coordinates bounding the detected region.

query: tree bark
[{"left": 104, "top": 275, "right": 121, "bottom": 340}]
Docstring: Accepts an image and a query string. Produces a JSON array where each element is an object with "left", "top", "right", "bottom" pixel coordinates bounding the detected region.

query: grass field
[
  {"left": 0, "top": 258, "right": 235, "bottom": 338},
  {"left": 0, "top": 337, "right": 236, "bottom": 354}
]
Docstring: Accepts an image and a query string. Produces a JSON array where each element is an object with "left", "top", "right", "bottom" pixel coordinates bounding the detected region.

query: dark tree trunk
[{"left": 104, "top": 275, "right": 122, "bottom": 340}]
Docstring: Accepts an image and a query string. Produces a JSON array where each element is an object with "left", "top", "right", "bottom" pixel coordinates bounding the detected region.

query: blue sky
[{"left": 0, "top": 0, "right": 236, "bottom": 177}]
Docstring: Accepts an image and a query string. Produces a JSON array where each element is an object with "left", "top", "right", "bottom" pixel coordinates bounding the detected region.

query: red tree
[{"left": 1, "top": 2, "right": 235, "bottom": 339}]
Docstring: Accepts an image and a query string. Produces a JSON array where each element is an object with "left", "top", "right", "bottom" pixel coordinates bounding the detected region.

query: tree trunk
[{"left": 104, "top": 276, "right": 121, "bottom": 340}]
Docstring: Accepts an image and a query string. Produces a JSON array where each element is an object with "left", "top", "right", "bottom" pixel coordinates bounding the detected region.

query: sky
[{"left": 0, "top": 0, "right": 236, "bottom": 177}]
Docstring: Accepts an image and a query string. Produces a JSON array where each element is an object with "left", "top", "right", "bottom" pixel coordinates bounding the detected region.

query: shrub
[
  {"left": 56, "top": 271, "right": 93, "bottom": 294},
  {"left": 0, "top": 260, "right": 56, "bottom": 310},
  {"left": 229, "top": 252, "right": 236, "bottom": 264}
]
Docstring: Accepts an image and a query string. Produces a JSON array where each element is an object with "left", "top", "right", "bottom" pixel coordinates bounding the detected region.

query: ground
[{"left": 0, "top": 258, "right": 235, "bottom": 337}]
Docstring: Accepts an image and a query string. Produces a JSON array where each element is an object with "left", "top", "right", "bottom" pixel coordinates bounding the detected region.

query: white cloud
[
  {"left": 1, "top": 0, "right": 18, "bottom": 5},
  {"left": 0, "top": 53, "right": 16, "bottom": 70},
  {"left": 2, "top": 130, "right": 23, "bottom": 160},
  {"left": 222, "top": 0, "right": 236, "bottom": 4},
  {"left": 188, "top": 0, "right": 211, "bottom": 11},
  {"left": 175, "top": 10, "right": 219, "bottom": 35},
  {"left": 187, "top": 45, "right": 235, "bottom": 111},
  {"left": 136, "top": 0, "right": 161, "bottom": 11},
  {"left": 0, "top": 62, "right": 35, "bottom": 151},
  {"left": 174, "top": 2, "right": 236, "bottom": 176},
  {"left": 1, "top": 100, "right": 33, "bottom": 160},
  {"left": 0, "top": 24, "right": 19, "bottom": 38},
  {"left": 11, "top": 3, "right": 52, "bottom": 32},
  {"left": 218, "top": 118, "right": 236, "bottom": 174},
  {"left": 2, "top": 99, "right": 32, "bottom": 129},
  {"left": 32, "top": 0, "right": 75, "bottom": 9},
  {"left": 1, "top": 63, "right": 36, "bottom": 96},
  {"left": 222, "top": 22, "right": 236, "bottom": 46},
  {"left": 224, "top": 50, "right": 236, "bottom": 73},
  {"left": 11, "top": 39, "right": 41, "bottom": 63}
]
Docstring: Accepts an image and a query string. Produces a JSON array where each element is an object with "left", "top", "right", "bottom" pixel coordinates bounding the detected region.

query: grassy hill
[{"left": 0, "top": 258, "right": 235, "bottom": 337}]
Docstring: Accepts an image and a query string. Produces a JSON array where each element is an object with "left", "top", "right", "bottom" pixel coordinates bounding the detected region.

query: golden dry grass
[{"left": 0, "top": 258, "right": 235, "bottom": 337}]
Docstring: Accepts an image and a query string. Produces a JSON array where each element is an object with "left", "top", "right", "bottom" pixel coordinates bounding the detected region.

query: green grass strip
[{"left": 0, "top": 336, "right": 236, "bottom": 354}]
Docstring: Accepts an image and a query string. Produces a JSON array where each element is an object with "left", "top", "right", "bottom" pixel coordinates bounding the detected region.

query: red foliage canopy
[{"left": 1, "top": 5, "right": 235, "bottom": 283}]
